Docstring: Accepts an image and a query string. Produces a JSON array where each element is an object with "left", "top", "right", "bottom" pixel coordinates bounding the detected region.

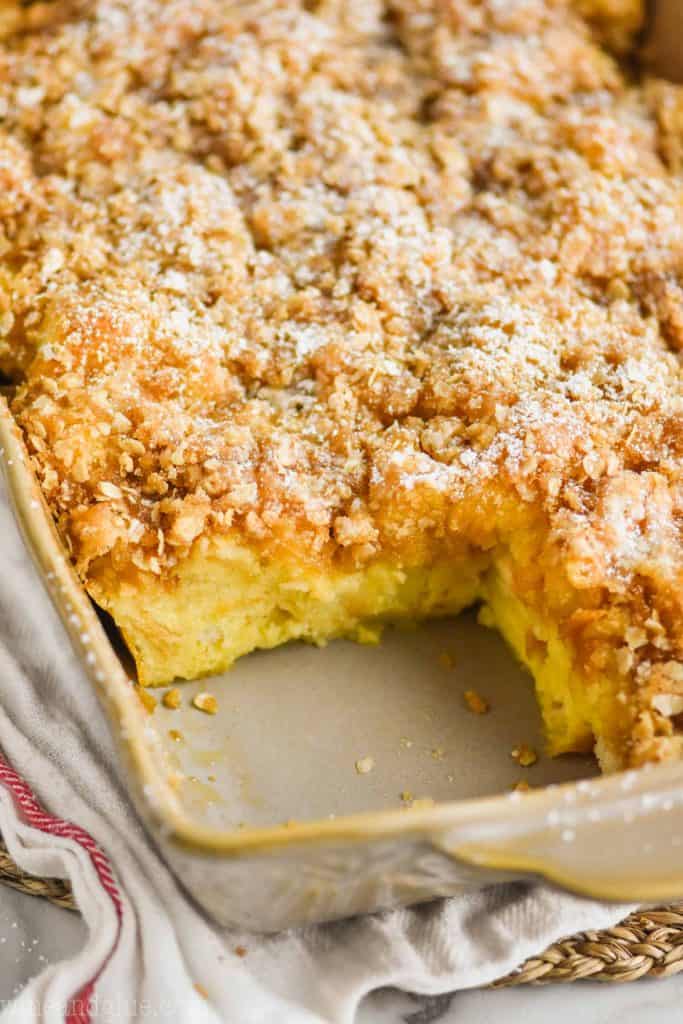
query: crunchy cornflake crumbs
[
  {"left": 355, "top": 756, "right": 375, "bottom": 775},
  {"left": 162, "top": 687, "right": 181, "bottom": 709},
  {"left": 463, "top": 689, "right": 489, "bottom": 714},
  {"left": 168, "top": 729, "right": 183, "bottom": 742},
  {"left": 234, "top": 946, "right": 248, "bottom": 958},
  {"left": 192, "top": 692, "right": 218, "bottom": 715},
  {"left": 400, "top": 790, "right": 413, "bottom": 803},
  {"left": 136, "top": 687, "right": 157, "bottom": 714},
  {"left": 194, "top": 983, "right": 208, "bottom": 999},
  {"left": 511, "top": 744, "right": 538, "bottom": 767},
  {"left": 513, "top": 779, "right": 532, "bottom": 793}
]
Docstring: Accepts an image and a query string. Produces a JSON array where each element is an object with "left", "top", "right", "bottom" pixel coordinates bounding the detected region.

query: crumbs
[
  {"left": 192, "top": 692, "right": 218, "bottom": 715},
  {"left": 136, "top": 686, "right": 157, "bottom": 714},
  {"left": 511, "top": 744, "right": 538, "bottom": 767},
  {"left": 146, "top": 686, "right": 216, "bottom": 713},
  {"left": 392, "top": 684, "right": 541, "bottom": 805},
  {"left": 463, "top": 689, "right": 489, "bottom": 715}
]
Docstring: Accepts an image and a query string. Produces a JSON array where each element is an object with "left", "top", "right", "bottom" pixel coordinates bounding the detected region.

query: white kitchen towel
[{"left": 0, "top": 474, "right": 634, "bottom": 1024}]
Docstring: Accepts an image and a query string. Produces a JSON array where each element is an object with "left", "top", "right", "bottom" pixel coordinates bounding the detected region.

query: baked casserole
[{"left": 1, "top": 0, "right": 682, "bottom": 772}]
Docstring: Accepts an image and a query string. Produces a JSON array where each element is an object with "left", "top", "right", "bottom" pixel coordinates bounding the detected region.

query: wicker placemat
[
  {"left": 0, "top": 839, "right": 73, "bottom": 911},
  {"left": 0, "top": 839, "right": 73, "bottom": 913},
  {"left": 495, "top": 905, "right": 683, "bottom": 986},
  {"left": 0, "top": 837, "right": 681, "bottom": 986}
]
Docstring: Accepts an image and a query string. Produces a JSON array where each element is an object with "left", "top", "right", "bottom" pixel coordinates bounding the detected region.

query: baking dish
[{"left": 2, "top": 396, "right": 683, "bottom": 932}]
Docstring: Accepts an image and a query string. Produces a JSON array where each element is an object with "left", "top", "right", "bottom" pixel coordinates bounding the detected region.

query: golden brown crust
[{"left": 2, "top": 0, "right": 683, "bottom": 765}]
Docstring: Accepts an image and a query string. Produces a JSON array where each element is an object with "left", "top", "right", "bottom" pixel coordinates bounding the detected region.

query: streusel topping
[{"left": 3, "top": 1, "right": 683, "bottom": 762}]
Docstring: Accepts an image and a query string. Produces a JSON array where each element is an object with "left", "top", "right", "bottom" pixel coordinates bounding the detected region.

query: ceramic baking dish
[{"left": 2, "top": 397, "right": 683, "bottom": 931}]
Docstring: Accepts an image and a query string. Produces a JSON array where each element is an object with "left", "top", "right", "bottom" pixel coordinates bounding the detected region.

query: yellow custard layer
[{"left": 91, "top": 544, "right": 487, "bottom": 687}]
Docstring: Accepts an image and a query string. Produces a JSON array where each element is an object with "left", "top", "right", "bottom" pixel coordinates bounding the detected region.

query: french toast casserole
[{"left": 1, "top": 0, "right": 682, "bottom": 771}]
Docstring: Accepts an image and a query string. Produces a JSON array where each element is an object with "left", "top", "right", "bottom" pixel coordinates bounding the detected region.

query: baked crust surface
[{"left": 3, "top": 1, "right": 683, "bottom": 767}]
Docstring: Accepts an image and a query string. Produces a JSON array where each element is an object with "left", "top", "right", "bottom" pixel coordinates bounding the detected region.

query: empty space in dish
[{"left": 148, "top": 611, "right": 596, "bottom": 830}]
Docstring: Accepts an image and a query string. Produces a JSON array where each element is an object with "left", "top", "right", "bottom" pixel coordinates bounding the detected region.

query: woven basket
[{"left": 0, "top": 839, "right": 681, "bottom": 986}]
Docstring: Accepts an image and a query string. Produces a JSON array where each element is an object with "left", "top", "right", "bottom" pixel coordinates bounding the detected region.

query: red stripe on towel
[{"left": 0, "top": 752, "right": 123, "bottom": 1024}]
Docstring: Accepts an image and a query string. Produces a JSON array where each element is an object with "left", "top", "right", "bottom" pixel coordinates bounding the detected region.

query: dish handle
[{"left": 432, "top": 763, "right": 683, "bottom": 903}]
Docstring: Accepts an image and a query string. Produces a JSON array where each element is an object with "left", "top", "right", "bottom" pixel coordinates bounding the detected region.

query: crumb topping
[{"left": 2, "top": 1, "right": 683, "bottom": 765}]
